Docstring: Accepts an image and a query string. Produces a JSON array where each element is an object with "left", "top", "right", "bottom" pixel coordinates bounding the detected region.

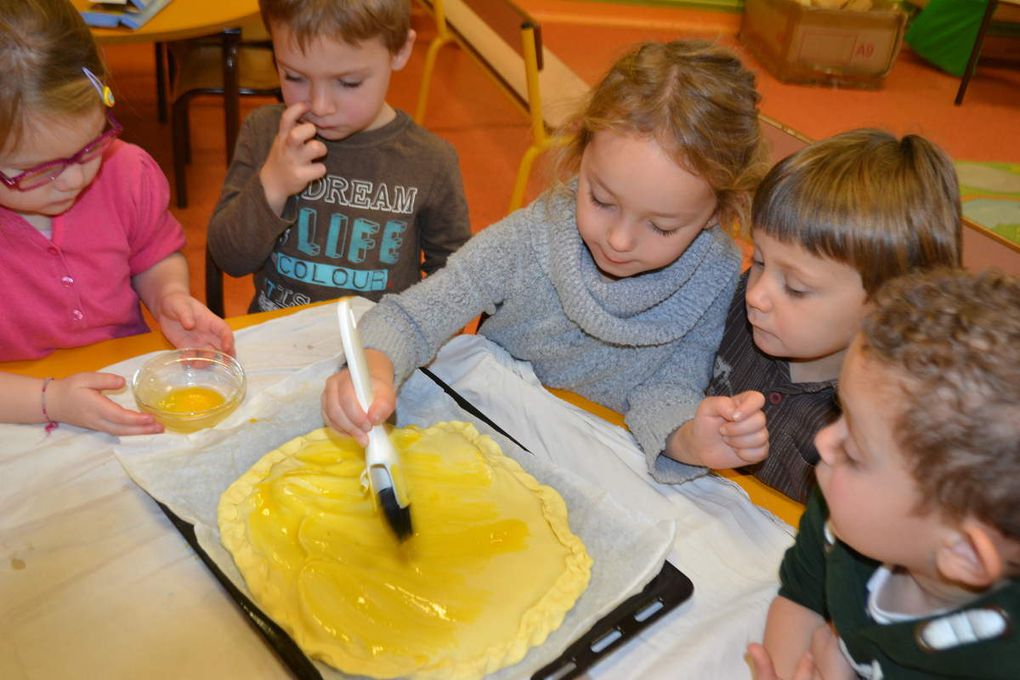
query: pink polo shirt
[{"left": 0, "top": 141, "right": 186, "bottom": 361}]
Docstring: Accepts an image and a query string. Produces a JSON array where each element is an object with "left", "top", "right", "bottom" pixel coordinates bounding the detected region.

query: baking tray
[{"left": 157, "top": 369, "right": 694, "bottom": 679}]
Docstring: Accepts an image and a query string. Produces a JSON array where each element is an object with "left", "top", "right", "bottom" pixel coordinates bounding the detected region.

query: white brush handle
[
  {"left": 337, "top": 299, "right": 374, "bottom": 414},
  {"left": 336, "top": 300, "right": 407, "bottom": 506}
]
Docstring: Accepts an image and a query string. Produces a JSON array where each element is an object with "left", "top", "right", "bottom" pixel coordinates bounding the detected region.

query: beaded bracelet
[{"left": 41, "top": 377, "right": 58, "bottom": 433}]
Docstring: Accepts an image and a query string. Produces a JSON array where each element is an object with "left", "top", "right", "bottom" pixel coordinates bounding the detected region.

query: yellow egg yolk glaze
[
  {"left": 218, "top": 423, "right": 592, "bottom": 679},
  {"left": 157, "top": 386, "right": 226, "bottom": 413},
  {"left": 145, "top": 386, "right": 235, "bottom": 433}
]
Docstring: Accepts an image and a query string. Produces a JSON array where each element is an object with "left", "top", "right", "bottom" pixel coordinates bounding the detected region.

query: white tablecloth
[{"left": 0, "top": 303, "right": 794, "bottom": 679}]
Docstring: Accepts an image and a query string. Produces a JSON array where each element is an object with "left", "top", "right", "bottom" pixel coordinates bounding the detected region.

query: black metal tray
[
  {"left": 531, "top": 560, "right": 692, "bottom": 680},
  {"left": 157, "top": 369, "right": 694, "bottom": 679}
]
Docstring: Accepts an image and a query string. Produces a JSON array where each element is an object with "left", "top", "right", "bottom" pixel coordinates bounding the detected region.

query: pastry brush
[{"left": 336, "top": 299, "right": 413, "bottom": 541}]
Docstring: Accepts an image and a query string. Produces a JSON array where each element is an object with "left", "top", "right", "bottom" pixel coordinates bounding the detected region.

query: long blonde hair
[
  {"left": 0, "top": 0, "right": 107, "bottom": 154},
  {"left": 551, "top": 40, "right": 769, "bottom": 233}
]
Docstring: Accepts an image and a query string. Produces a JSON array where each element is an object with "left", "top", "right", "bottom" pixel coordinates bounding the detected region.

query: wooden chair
[
  {"left": 166, "top": 19, "right": 281, "bottom": 317},
  {"left": 415, "top": 0, "right": 583, "bottom": 212},
  {"left": 169, "top": 24, "right": 281, "bottom": 208},
  {"left": 955, "top": 0, "right": 1020, "bottom": 104},
  {"left": 155, "top": 42, "right": 169, "bottom": 123}
]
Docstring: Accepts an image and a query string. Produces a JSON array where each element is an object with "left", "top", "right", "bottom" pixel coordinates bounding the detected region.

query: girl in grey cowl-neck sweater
[{"left": 322, "top": 40, "right": 768, "bottom": 483}]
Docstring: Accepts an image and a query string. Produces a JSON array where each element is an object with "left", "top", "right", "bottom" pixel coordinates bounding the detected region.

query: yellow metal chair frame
[{"left": 415, "top": 0, "right": 554, "bottom": 212}]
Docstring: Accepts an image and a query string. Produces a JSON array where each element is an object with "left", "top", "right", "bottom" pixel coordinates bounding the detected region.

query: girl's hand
[
  {"left": 46, "top": 373, "right": 164, "bottom": 436},
  {"left": 157, "top": 292, "right": 236, "bottom": 355},
  {"left": 321, "top": 349, "right": 396, "bottom": 446},
  {"left": 676, "top": 390, "right": 769, "bottom": 468},
  {"left": 259, "top": 101, "right": 327, "bottom": 215}
]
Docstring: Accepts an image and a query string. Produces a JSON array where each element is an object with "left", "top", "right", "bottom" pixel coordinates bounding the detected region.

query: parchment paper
[{"left": 110, "top": 300, "right": 677, "bottom": 680}]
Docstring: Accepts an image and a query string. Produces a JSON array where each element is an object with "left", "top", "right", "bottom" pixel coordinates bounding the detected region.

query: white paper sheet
[
  {"left": 109, "top": 301, "right": 684, "bottom": 679},
  {"left": 420, "top": 336, "right": 796, "bottom": 678},
  {"left": 3, "top": 299, "right": 794, "bottom": 678}
]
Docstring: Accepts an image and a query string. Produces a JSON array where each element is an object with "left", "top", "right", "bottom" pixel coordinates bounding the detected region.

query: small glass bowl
[{"left": 131, "top": 348, "right": 246, "bottom": 433}]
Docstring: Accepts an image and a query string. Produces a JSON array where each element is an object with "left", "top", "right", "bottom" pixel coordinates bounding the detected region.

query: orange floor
[{"left": 99, "top": 1, "right": 1020, "bottom": 318}]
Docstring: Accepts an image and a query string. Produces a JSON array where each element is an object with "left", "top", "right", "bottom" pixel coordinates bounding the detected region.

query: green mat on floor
[{"left": 957, "top": 161, "right": 1020, "bottom": 248}]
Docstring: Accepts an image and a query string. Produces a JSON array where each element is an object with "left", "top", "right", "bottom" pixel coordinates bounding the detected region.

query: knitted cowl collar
[{"left": 544, "top": 185, "right": 728, "bottom": 347}]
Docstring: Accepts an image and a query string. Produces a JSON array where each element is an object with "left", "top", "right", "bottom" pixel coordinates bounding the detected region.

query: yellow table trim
[
  {"left": 2, "top": 305, "right": 300, "bottom": 379},
  {"left": 548, "top": 388, "right": 804, "bottom": 528},
  {"left": 3, "top": 308, "right": 804, "bottom": 528}
]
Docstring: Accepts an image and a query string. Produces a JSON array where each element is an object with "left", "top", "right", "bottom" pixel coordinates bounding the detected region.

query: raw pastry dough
[{"left": 218, "top": 421, "right": 592, "bottom": 679}]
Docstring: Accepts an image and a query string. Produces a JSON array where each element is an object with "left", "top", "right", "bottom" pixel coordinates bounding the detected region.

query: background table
[
  {"left": 74, "top": 0, "right": 260, "bottom": 44},
  {"left": 76, "top": 0, "right": 260, "bottom": 152}
]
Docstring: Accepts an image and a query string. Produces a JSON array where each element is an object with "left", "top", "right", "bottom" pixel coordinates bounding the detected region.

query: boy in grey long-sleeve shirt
[{"left": 207, "top": 0, "right": 470, "bottom": 313}]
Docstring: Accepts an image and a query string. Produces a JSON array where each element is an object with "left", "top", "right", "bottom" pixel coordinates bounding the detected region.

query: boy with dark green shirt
[{"left": 750, "top": 269, "right": 1020, "bottom": 680}]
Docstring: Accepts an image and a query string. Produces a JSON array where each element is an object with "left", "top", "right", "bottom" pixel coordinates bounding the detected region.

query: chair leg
[
  {"left": 955, "top": 0, "right": 1000, "bottom": 105},
  {"left": 154, "top": 42, "right": 168, "bottom": 123},
  {"left": 509, "top": 135, "right": 566, "bottom": 212},
  {"left": 167, "top": 41, "right": 177, "bottom": 87},
  {"left": 205, "top": 247, "right": 225, "bottom": 318},
  {"left": 415, "top": 33, "right": 454, "bottom": 124},
  {"left": 182, "top": 104, "right": 191, "bottom": 164},
  {"left": 222, "top": 28, "right": 241, "bottom": 164},
  {"left": 510, "top": 141, "right": 547, "bottom": 213},
  {"left": 171, "top": 97, "right": 189, "bottom": 209}
]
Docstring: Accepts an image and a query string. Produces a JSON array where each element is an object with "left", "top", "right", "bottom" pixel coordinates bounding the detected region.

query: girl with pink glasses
[{"left": 0, "top": 0, "right": 233, "bottom": 435}]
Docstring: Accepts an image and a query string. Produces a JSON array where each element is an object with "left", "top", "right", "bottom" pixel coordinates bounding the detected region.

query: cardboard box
[{"left": 740, "top": 0, "right": 908, "bottom": 88}]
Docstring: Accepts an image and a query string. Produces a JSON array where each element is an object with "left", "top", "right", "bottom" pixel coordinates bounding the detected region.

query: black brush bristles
[{"left": 378, "top": 487, "right": 413, "bottom": 541}]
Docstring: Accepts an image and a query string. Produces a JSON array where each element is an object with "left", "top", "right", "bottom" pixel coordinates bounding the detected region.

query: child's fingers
[
  {"left": 731, "top": 390, "right": 766, "bottom": 418},
  {"left": 321, "top": 396, "right": 360, "bottom": 443},
  {"left": 75, "top": 371, "right": 127, "bottom": 392},
  {"left": 108, "top": 422, "right": 166, "bottom": 436},
  {"left": 790, "top": 652, "right": 817, "bottom": 680},
  {"left": 301, "top": 162, "right": 328, "bottom": 184},
  {"left": 721, "top": 409, "right": 767, "bottom": 437},
  {"left": 278, "top": 101, "right": 311, "bottom": 136},
  {"left": 218, "top": 328, "right": 237, "bottom": 356},
  {"left": 724, "top": 435, "right": 768, "bottom": 464},
  {"left": 297, "top": 138, "right": 327, "bottom": 162},
  {"left": 289, "top": 156, "right": 327, "bottom": 188},
  {"left": 366, "top": 390, "right": 396, "bottom": 427},
  {"left": 286, "top": 121, "right": 319, "bottom": 149},
  {"left": 723, "top": 425, "right": 768, "bottom": 448},
  {"left": 745, "top": 643, "right": 779, "bottom": 680},
  {"left": 99, "top": 407, "right": 164, "bottom": 436},
  {"left": 321, "top": 372, "right": 372, "bottom": 444},
  {"left": 698, "top": 394, "right": 737, "bottom": 420},
  {"left": 103, "top": 420, "right": 165, "bottom": 436},
  {"left": 61, "top": 391, "right": 161, "bottom": 436},
  {"left": 197, "top": 311, "right": 234, "bottom": 353},
  {"left": 176, "top": 306, "right": 197, "bottom": 330}
]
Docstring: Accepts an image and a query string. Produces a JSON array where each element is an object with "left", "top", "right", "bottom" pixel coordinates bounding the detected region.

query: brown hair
[
  {"left": 0, "top": 0, "right": 107, "bottom": 155},
  {"left": 861, "top": 268, "right": 1020, "bottom": 540},
  {"left": 753, "top": 129, "right": 962, "bottom": 297},
  {"left": 259, "top": 0, "right": 411, "bottom": 54},
  {"left": 550, "top": 40, "right": 768, "bottom": 233}
]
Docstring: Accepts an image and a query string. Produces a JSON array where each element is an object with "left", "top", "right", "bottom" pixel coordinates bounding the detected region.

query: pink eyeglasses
[{"left": 0, "top": 111, "right": 123, "bottom": 191}]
